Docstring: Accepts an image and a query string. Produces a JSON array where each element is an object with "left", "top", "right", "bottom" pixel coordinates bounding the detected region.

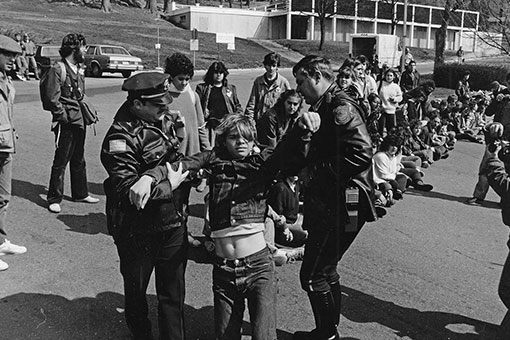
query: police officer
[
  {"left": 100, "top": 72, "right": 189, "bottom": 340},
  {"left": 290, "top": 56, "right": 377, "bottom": 340}
]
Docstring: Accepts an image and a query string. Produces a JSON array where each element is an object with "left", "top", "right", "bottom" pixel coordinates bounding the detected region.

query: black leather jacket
[
  {"left": 287, "top": 83, "right": 377, "bottom": 230},
  {"left": 100, "top": 102, "right": 189, "bottom": 239}
]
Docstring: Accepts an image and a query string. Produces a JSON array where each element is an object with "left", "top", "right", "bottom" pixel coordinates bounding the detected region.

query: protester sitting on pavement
[
  {"left": 245, "top": 52, "right": 291, "bottom": 123},
  {"left": 336, "top": 66, "right": 368, "bottom": 114},
  {"left": 136, "top": 113, "right": 320, "bottom": 340},
  {"left": 257, "top": 89, "right": 303, "bottom": 148},
  {"left": 373, "top": 135, "right": 433, "bottom": 206},
  {"left": 450, "top": 101, "right": 484, "bottom": 144},
  {"left": 0, "top": 35, "right": 28, "bottom": 271},
  {"left": 101, "top": 72, "right": 190, "bottom": 340},
  {"left": 378, "top": 68, "right": 403, "bottom": 136},
  {"left": 266, "top": 170, "right": 308, "bottom": 249},
  {"left": 455, "top": 70, "right": 472, "bottom": 104},
  {"left": 195, "top": 61, "right": 243, "bottom": 146},
  {"left": 39, "top": 33, "right": 99, "bottom": 214},
  {"left": 402, "top": 120, "right": 435, "bottom": 168},
  {"left": 420, "top": 114, "right": 450, "bottom": 160},
  {"left": 406, "top": 87, "right": 428, "bottom": 122}
]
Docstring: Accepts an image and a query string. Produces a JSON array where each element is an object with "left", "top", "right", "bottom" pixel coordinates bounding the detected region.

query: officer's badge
[
  {"left": 226, "top": 89, "right": 232, "bottom": 97},
  {"left": 109, "top": 139, "right": 127, "bottom": 153},
  {"left": 334, "top": 103, "right": 353, "bottom": 126}
]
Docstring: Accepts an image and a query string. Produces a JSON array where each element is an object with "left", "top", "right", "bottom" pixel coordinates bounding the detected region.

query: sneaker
[
  {"left": 412, "top": 182, "right": 433, "bottom": 192},
  {"left": 273, "top": 249, "right": 287, "bottom": 267},
  {"left": 0, "top": 259, "right": 8, "bottom": 271},
  {"left": 74, "top": 196, "right": 99, "bottom": 204},
  {"left": 48, "top": 203, "right": 61, "bottom": 213},
  {"left": 466, "top": 197, "right": 483, "bottom": 206},
  {"left": 285, "top": 247, "right": 305, "bottom": 264},
  {"left": 393, "top": 189, "right": 404, "bottom": 200},
  {"left": 0, "top": 240, "right": 27, "bottom": 255},
  {"left": 422, "top": 161, "right": 430, "bottom": 169}
]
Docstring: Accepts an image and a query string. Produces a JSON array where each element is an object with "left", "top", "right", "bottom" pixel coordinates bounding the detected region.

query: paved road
[{"left": 0, "top": 70, "right": 507, "bottom": 340}]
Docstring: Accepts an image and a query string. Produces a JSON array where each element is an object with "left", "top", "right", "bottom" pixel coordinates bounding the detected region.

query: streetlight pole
[{"left": 401, "top": 0, "right": 408, "bottom": 74}]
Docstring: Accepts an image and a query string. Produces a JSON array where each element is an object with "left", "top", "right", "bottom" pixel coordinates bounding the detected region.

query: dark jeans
[
  {"left": 300, "top": 226, "right": 358, "bottom": 293},
  {"left": 378, "top": 112, "right": 396, "bottom": 135},
  {"left": 213, "top": 246, "right": 277, "bottom": 340},
  {"left": 116, "top": 226, "right": 188, "bottom": 340},
  {"left": 48, "top": 124, "right": 88, "bottom": 204}
]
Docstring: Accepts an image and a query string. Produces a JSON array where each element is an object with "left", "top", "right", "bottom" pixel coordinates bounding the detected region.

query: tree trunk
[
  {"left": 319, "top": 17, "right": 325, "bottom": 51},
  {"left": 435, "top": 0, "right": 452, "bottom": 68},
  {"left": 147, "top": 0, "right": 157, "bottom": 13},
  {"left": 101, "top": 0, "right": 111, "bottom": 12},
  {"left": 163, "top": 0, "right": 171, "bottom": 12}
]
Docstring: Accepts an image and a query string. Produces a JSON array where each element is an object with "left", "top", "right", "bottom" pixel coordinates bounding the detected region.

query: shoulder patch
[
  {"left": 334, "top": 102, "right": 354, "bottom": 126},
  {"left": 109, "top": 139, "right": 127, "bottom": 153}
]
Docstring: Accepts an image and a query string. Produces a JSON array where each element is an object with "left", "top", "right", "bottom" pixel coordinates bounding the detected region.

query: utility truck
[{"left": 349, "top": 33, "right": 402, "bottom": 68}]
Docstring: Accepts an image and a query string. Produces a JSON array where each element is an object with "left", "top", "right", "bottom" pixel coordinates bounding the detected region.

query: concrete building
[{"left": 164, "top": 0, "right": 500, "bottom": 54}]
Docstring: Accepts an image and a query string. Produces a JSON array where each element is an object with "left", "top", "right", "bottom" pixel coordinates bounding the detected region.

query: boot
[
  {"left": 329, "top": 281, "right": 342, "bottom": 327},
  {"left": 293, "top": 291, "right": 339, "bottom": 340}
]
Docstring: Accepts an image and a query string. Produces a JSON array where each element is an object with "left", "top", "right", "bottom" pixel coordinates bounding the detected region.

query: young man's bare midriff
[{"left": 214, "top": 231, "right": 267, "bottom": 259}]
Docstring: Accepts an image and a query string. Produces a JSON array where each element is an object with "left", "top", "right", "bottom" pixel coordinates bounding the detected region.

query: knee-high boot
[
  {"left": 329, "top": 281, "right": 342, "bottom": 328},
  {"left": 293, "top": 291, "right": 339, "bottom": 340}
]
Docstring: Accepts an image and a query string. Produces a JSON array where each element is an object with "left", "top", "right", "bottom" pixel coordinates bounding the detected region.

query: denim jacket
[{"left": 145, "top": 133, "right": 310, "bottom": 233}]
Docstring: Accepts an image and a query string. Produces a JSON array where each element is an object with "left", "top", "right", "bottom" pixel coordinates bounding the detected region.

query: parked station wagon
[{"left": 84, "top": 44, "right": 143, "bottom": 78}]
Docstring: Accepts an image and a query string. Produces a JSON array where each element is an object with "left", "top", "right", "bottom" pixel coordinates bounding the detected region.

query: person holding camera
[{"left": 484, "top": 122, "right": 510, "bottom": 338}]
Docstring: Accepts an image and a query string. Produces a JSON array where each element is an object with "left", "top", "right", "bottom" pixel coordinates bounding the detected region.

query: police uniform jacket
[
  {"left": 100, "top": 102, "right": 189, "bottom": 238},
  {"left": 287, "top": 83, "right": 377, "bottom": 231}
]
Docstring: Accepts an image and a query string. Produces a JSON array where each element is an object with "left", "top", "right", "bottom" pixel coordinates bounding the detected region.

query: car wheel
[
  {"left": 121, "top": 70, "right": 132, "bottom": 78},
  {"left": 91, "top": 64, "right": 102, "bottom": 78}
]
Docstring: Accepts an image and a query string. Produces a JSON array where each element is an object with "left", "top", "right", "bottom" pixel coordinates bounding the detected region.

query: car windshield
[
  {"left": 42, "top": 46, "right": 61, "bottom": 57},
  {"left": 100, "top": 46, "right": 130, "bottom": 55}
]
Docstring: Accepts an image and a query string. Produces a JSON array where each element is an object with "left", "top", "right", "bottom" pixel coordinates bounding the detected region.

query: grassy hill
[
  {"left": 0, "top": 0, "right": 466, "bottom": 71},
  {"left": 0, "top": 0, "right": 296, "bottom": 70}
]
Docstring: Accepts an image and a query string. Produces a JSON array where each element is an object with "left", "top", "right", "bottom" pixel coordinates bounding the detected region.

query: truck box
[{"left": 349, "top": 33, "right": 402, "bottom": 68}]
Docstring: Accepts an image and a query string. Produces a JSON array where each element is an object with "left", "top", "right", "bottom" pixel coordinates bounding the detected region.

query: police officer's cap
[
  {"left": 122, "top": 72, "right": 172, "bottom": 106},
  {"left": 0, "top": 35, "right": 22, "bottom": 54}
]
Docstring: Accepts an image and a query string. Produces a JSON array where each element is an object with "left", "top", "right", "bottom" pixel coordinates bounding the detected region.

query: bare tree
[
  {"left": 163, "top": 0, "right": 171, "bottom": 12},
  {"left": 435, "top": 0, "right": 465, "bottom": 67},
  {"left": 468, "top": 0, "right": 510, "bottom": 55},
  {"left": 379, "top": 0, "right": 400, "bottom": 35},
  {"left": 146, "top": 0, "right": 157, "bottom": 13},
  {"left": 314, "top": 0, "right": 336, "bottom": 50},
  {"left": 101, "top": 0, "right": 111, "bottom": 12}
]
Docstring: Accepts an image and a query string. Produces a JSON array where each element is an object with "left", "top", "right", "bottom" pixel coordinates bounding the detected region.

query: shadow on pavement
[
  {"left": 0, "top": 291, "right": 291, "bottom": 340},
  {"left": 87, "top": 181, "right": 105, "bottom": 197},
  {"left": 12, "top": 179, "right": 48, "bottom": 208},
  {"left": 341, "top": 286, "right": 499, "bottom": 340},
  {"left": 57, "top": 212, "right": 108, "bottom": 235},
  {"left": 189, "top": 202, "right": 205, "bottom": 219},
  {"left": 406, "top": 190, "right": 501, "bottom": 210}
]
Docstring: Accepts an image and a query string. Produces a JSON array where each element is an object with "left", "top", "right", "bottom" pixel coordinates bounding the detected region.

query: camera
[{"left": 489, "top": 140, "right": 510, "bottom": 164}]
